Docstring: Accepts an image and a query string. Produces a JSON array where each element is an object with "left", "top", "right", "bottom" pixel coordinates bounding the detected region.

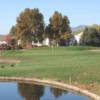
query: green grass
[{"left": 0, "top": 46, "right": 100, "bottom": 84}]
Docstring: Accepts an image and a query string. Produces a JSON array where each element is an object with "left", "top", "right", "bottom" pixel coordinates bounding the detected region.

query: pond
[{"left": 0, "top": 82, "right": 90, "bottom": 100}]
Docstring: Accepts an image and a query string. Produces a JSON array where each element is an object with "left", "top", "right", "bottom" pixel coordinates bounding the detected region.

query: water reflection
[
  {"left": 0, "top": 82, "right": 90, "bottom": 100},
  {"left": 18, "top": 83, "right": 44, "bottom": 100},
  {"left": 17, "top": 82, "right": 89, "bottom": 100},
  {"left": 50, "top": 87, "right": 68, "bottom": 98}
]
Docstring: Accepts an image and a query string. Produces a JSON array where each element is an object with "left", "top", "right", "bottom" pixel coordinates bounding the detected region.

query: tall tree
[
  {"left": 49, "top": 11, "right": 62, "bottom": 42},
  {"left": 60, "top": 16, "right": 72, "bottom": 42},
  {"left": 45, "top": 11, "right": 72, "bottom": 46},
  {"left": 15, "top": 8, "right": 44, "bottom": 47},
  {"left": 9, "top": 26, "right": 17, "bottom": 36},
  {"left": 61, "top": 16, "right": 71, "bottom": 33}
]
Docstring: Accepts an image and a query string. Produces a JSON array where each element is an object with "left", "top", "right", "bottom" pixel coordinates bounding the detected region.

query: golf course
[{"left": 0, "top": 46, "right": 100, "bottom": 95}]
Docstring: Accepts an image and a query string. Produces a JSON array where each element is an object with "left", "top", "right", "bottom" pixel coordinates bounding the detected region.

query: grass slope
[{"left": 0, "top": 46, "right": 100, "bottom": 95}]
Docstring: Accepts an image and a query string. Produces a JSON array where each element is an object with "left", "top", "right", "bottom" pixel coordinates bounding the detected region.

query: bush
[
  {"left": 10, "top": 64, "right": 15, "bottom": 67},
  {"left": 80, "top": 27, "right": 100, "bottom": 47},
  {"left": 1, "top": 65, "right": 5, "bottom": 68}
]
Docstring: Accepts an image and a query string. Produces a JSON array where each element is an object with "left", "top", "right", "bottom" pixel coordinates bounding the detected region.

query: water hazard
[{"left": 0, "top": 82, "right": 90, "bottom": 100}]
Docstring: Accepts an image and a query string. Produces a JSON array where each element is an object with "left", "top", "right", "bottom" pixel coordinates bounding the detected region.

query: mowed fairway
[{"left": 0, "top": 46, "right": 100, "bottom": 94}]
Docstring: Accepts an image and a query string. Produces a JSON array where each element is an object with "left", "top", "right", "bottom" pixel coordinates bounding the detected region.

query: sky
[{"left": 0, "top": 0, "right": 100, "bottom": 35}]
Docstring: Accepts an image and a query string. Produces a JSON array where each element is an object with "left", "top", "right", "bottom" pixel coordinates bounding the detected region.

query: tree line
[
  {"left": 80, "top": 24, "right": 100, "bottom": 47},
  {"left": 10, "top": 8, "right": 72, "bottom": 48},
  {"left": 9, "top": 8, "right": 100, "bottom": 48}
]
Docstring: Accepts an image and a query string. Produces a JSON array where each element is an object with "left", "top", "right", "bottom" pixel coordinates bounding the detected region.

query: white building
[
  {"left": 32, "top": 41, "right": 42, "bottom": 47},
  {"left": 32, "top": 38, "right": 50, "bottom": 47},
  {"left": 17, "top": 40, "right": 21, "bottom": 46},
  {"left": 17, "top": 37, "right": 51, "bottom": 47},
  {"left": 74, "top": 32, "right": 83, "bottom": 43},
  {"left": 43, "top": 38, "right": 50, "bottom": 46}
]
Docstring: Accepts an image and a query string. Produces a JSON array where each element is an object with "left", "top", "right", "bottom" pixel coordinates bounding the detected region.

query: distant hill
[{"left": 71, "top": 25, "right": 87, "bottom": 32}]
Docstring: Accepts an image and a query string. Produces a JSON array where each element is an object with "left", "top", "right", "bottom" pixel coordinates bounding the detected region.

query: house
[
  {"left": 32, "top": 38, "right": 50, "bottom": 47},
  {"left": 32, "top": 41, "right": 42, "bottom": 47},
  {"left": 74, "top": 32, "right": 83, "bottom": 43},
  {"left": 43, "top": 38, "right": 50, "bottom": 46}
]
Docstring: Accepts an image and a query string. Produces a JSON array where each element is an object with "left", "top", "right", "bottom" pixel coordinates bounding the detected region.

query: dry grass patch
[{"left": 0, "top": 58, "right": 20, "bottom": 64}]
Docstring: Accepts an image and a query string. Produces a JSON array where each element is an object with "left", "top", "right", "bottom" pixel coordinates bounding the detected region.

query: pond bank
[{"left": 0, "top": 77, "right": 99, "bottom": 100}]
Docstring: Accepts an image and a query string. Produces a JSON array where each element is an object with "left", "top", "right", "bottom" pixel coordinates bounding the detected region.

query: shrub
[{"left": 80, "top": 27, "right": 100, "bottom": 47}]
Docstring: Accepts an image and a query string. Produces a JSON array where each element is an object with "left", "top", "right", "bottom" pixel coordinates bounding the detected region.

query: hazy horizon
[{"left": 0, "top": 0, "right": 100, "bottom": 35}]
